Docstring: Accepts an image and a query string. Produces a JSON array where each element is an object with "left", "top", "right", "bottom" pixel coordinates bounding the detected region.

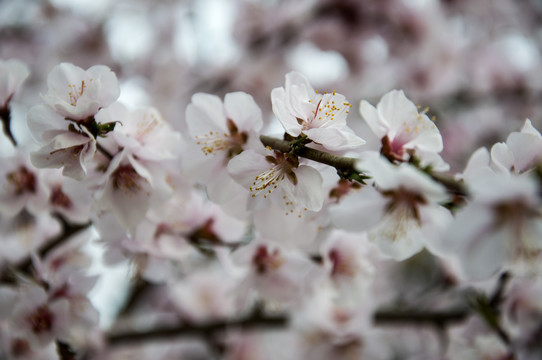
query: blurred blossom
[
  {"left": 3, "top": 0, "right": 542, "bottom": 358},
  {"left": 105, "top": 9, "right": 155, "bottom": 63}
]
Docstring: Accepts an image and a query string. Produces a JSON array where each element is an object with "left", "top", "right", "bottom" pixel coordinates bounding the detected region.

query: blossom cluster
[{"left": 1, "top": 58, "right": 542, "bottom": 360}]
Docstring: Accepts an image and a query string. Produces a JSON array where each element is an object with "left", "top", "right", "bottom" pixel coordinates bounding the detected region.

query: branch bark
[
  {"left": 107, "top": 311, "right": 288, "bottom": 346},
  {"left": 259, "top": 135, "right": 468, "bottom": 197}
]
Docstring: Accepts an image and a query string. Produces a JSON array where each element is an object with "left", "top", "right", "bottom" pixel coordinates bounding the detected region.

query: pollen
[{"left": 67, "top": 80, "right": 90, "bottom": 106}]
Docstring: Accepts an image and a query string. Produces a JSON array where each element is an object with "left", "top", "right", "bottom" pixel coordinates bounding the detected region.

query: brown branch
[
  {"left": 56, "top": 340, "right": 77, "bottom": 360},
  {"left": 374, "top": 307, "right": 469, "bottom": 326},
  {"left": 0, "top": 216, "right": 91, "bottom": 283},
  {"left": 260, "top": 135, "right": 357, "bottom": 172},
  {"left": 106, "top": 311, "right": 288, "bottom": 346},
  {"left": 259, "top": 135, "right": 468, "bottom": 197},
  {"left": 96, "top": 142, "right": 114, "bottom": 161}
]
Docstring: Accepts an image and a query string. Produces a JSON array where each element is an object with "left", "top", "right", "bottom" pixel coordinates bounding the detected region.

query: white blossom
[
  {"left": 42, "top": 63, "right": 119, "bottom": 121},
  {"left": 272, "top": 71, "right": 365, "bottom": 151}
]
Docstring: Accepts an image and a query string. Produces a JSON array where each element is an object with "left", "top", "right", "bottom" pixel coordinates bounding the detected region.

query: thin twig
[
  {"left": 0, "top": 101, "right": 16, "bottom": 146},
  {"left": 0, "top": 216, "right": 91, "bottom": 282},
  {"left": 260, "top": 135, "right": 358, "bottom": 172},
  {"left": 107, "top": 311, "right": 288, "bottom": 346},
  {"left": 96, "top": 142, "right": 114, "bottom": 161},
  {"left": 260, "top": 135, "right": 467, "bottom": 196},
  {"left": 374, "top": 307, "right": 469, "bottom": 325}
]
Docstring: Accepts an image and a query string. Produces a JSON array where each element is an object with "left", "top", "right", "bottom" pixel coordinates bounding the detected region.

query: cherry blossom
[
  {"left": 27, "top": 104, "right": 97, "bottom": 181},
  {"left": 94, "top": 149, "right": 158, "bottom": 233},
  {"left": 186, "top": 92, "right": 263, "bottom": 160},
  {"left": 0, "top": 149, "right": 49, "bottom": 217},
  {"left": 41, "top": 63, "right": 120, "bottom": 121},
  {"left": 231, "top": 239, "right": 322, "bottom": 306},
  {"left": 98, "top": 102, "right": 182, "bottom": 162},
  {"left": 3, "top": 8, "right": 542, "bottom": 355},
  {"left": 228, "top": 146, "right": 324, "bottom": 213},
  {"left": 8, "top": 284, "right": 71, "bottom": 349},
  {"left": 183, "top": 92, "right": 263, "bottom": 210},
  {"left": 360, "top": 90, "right": 448, "bottom": 170},
  {"left": 445, "top": 172, "right": 542, "bottom": 280},
  {"left": 332, "top": 153, "right": 451, "bottom": 260},
  {"left": 271, "top": 71, "right": 365, "bottom": 151}
]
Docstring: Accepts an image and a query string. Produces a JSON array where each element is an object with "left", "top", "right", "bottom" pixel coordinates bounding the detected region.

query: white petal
[
  {"left": 304, "top": 127, "right": 365, "bottom": 151},
  {"left": 506, "top": 131, "right": 542, "bottom": 173},
  {"left": 369, "top": 206, "right": 425, "bottom": 261},
  {"left": 224, "top": 92, "right": 263, "bottom": 132},
  {"left": 360, "top": 99, "right": 387, "bottom": 139},
  {"left": 27, "top": 105, "right": 68, "bottom": 143},
  {"left": 330, "top": 185, "right": 386, "bottom": 232},
  {"left": 291, "top": 165, "right": 324, "bottom": 212},
  {"left": 187, "top": 93, "right": 228, "bottom": 135},
  {"left": 490, "top": 142, "right": 514, "bottom": 173},
  {"left": 271, "top": 87, "right": 302, "bottom": 136}
]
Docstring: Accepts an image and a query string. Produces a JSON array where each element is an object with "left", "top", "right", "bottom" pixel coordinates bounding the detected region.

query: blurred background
[{"left": 3, "top": 0, "right": 542, "bottom": 171}]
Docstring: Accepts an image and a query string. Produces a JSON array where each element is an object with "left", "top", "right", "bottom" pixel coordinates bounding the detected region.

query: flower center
[
  {"left": 50, "top": 185, "right": 72, "bottom": 209},
  {"left": 249, "top": 151, "right": 298, "bottom": 199},
  {"left": 67, "top": 80, "right": 90, "bottom": 106},
  {"left": 27, "top": 305, "right": 54, "bottom": 334},
  {"left": 195, "top": 118, "right": 248, "bottom": 158},
  {"left": 6, "top": 166, "right": 36, "bottom": 195},
  {"left": 252, "top": 245, "right": 284, "bottom": 274},
  {"left": 113, "top": 165, "right": 146, "bottom": 195}
]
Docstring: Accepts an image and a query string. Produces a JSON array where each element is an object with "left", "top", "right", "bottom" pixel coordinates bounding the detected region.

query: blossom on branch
[
  {"left": 228, "top": 146, "right": 324, "bottom": 213},
  {"left": 360, "top": 90, "right": 448, "bottom": 171}
]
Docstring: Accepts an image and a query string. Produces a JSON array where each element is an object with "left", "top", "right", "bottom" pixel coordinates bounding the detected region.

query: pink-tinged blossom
[
  {"left": 320, "top": 231, "right": 376, "bottom": 305},
  {"left": 169, "top": 267, "right": 241, "bottom": 322},
  {"left": 332, "top": 153, "right": 451, "bottom": 261},
  {"left": 41, "top": 171, "right": 92, "bottom": 224},
  {"left": 95, "top": 149, "right": 156, "bottom": 233},
  {"left": 27, "top": 105, "right": 97, "bottom": 180},
  {"left": 0, "top": 151, "right": 49, "bottom": 217},
  {"left": 41, "top": 63, "right": 119, "bottom": 121},
  {"left": 96, "top": 190, "right": 246, "bottom": 282},
  {"left": 0, "top": 330, "right": 57, "bottom": 359},
  {"left": 0, "top": 58, "right": 30, "bottom": 107},
  {"left": 293, "top": 287, "right": 378, "bottom": 360},
  {"left": 271, "top": 71, "right": 365, "bottom": 151},
  {"left": 0, "top": 212, "right": 61, "bottom": 268},
  {"left": 186, "top": 92, "right": 263, "bottom": 160},
  {"left": 8, "top": 284, "right": 71, "bottom": 349},
  {"left": 184, "top": 92, "right": 263, "bottom": 212},
  {"left": 445, "top": 173, "right": 542, "bottom": 280},
  {"left": 360, "top": 90, "right": 448, "bottom": 171},
  {"left": 232, "top": 239, "right": 321, "bottom": 306},
  {"left": 228, "top": 147, "right": 324, "bottom": 213},
  {"left": 33, "top": 255, "right": 99, "bottom": 346}
]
